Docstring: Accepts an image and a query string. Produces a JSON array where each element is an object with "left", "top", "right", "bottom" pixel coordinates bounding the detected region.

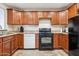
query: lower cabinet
[
  {"left": 35, "top": 33, "right": 39, "bottom": 48},
  {"left": 53, "top": 33, "right": 60, "bottom": 48},
  {"left": 63, "top": 34, "right": 68, "bottom": 52},
  {"left": 18, "top": 34, "right": 24, "bottom": 49},
  {"left": 10, "top": 35, "right": 17, "bottom": 54},
  {"left": 0, "top": 38, "right": 2, "bottom": 56},
  {"left": 3, "top": 37, "right": 11, "bottom": 56},
  {"left": 1, "top": 33, "right": 24, "bottom": 56},
  {"left": 15, "top": 35, "right": 19, "bottom": 49},
  {"left": 61, "top": 34, "right": 69, "bottom": 52},
  {"left": 54, "top": 33, "right": 69, "bottom": 52}
]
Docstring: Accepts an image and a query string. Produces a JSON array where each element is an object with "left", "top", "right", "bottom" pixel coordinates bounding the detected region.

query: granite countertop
[
  {"left": 0, "top": 30, "right": 68, "bottom": 37},
  {"left": 0, "top": 32, "right": 24, "bottom": 37}
]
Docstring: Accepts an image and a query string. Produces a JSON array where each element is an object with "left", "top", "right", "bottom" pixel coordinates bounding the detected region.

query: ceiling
[{"left": 3, "top": 3, "right": 73, "bottom": 11}]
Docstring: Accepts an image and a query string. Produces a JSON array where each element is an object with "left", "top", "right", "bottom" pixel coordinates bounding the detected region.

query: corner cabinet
[
  {"left": 68, "top": 3, "right": 79, "bottom": 20},
  {"left": 68, "top": 4, "right": 77, "bottom": 19}
]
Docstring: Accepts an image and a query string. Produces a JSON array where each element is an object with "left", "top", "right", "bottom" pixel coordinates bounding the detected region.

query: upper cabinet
[
  {"left": 59, "top": 10, "right": 68, "bottom": 25},
  {"left": 43, "top": 12, "right": 49, "bottom": 18},
  {"left": 7, "top": 9, "right": 21, "bottom": 25},
  {"left": 32, "top": 11, "right": 39, "bottom": 25},
  {"left": 7, "top": 9, "right": 14, "bottom": 25},
  {"left": 7, "top": 9, "right": 39, "bottom": 25},
  {"left": 8, "top": 4, "right": 79, "bottom": 25},
  {"left": 23, "top": 11, "right": 39, "bottom": 25},
  {"left": 50, "top": 12, "right": 59, "bottom": 25},
  {"left": 68, "top": 4, "right": 77, "bottom": 19},
  {"left": 38, "top": 11, "right": 49, "bottom": 18}
]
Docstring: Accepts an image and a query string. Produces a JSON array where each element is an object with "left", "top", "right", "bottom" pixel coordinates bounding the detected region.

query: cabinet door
[
  {"left": 32, "top": 12, "right": 39, "bottom": 25},
  {"left": 53, "top": 33, "right": 59, "bottom": 48},
  {"left": 68, "top": 4, "right": 77, "bottom": 19},
  {"left": 24, "top": 12, "right": 33, "bottom": 24},
  {"left": 27, "top": 12, "right": 33, "bottom": 24},
  {"left": 16, "top": 11, "right": 21, "bottom": 24},
  {"left": 7, "top": 9, "right": 14, "bottom": 25},
  {"left": 43, "top": 12, "right": 49, "bottom": 18},
  {"left": 0, "top": 38, "right": 2, "bottom": 56},
  {"left": 62, "top": 34, "right": 69, "bottom": 52},
  {"left": 38, "top": 12, "right": 44, "bottom": 18},
  {"left": 18, "top": 34, "right": 24, "bottom": 49},
  {"left": 64, "top": 35, "right": 69, "bottom": 52},
  {"left": 51, "top": 12, "right": 59, "bottom": 25},
  {"left": 15, "top": 35, "right": 19, "bottom": 49},
  {"left": 35, "top": 33, "right": 39, "bottom": 48},
  {"left": 77, "top": 3, "right": 79, "bottom": 10},
  {"left": 7, "top": 9, "right": 21, "bottom": 25},
  {"left": 59, "top": 10, "right": 68, "bottom": 25},
  {"left": 20, "top": 11, "right": 25, "bottom": 25},
  {"left": 3, "top": 39, "right": 11, "bottom": 56},
  {"left": 13, "top": 11, "right": 21, "bottom": 25},
  {"left": 11, "top": 37, "right": 15, "bottom": 54}
]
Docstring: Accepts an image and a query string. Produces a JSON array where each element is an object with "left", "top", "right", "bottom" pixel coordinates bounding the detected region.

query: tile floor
[{"left": 12, "top": 49, "right": 68, "bottom": 56}]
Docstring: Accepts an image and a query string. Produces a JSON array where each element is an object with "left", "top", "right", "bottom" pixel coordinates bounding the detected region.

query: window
[{"left": 0, "top": 8, "right": 5, "bottom": 29}]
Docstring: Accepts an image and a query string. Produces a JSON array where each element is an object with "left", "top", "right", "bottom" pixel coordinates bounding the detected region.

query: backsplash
[
  {"left": 7, "top": 25, "right": 38, "bottom": 32},
  {"left": 7, "top": 25, "right": 68, "bottom": 33},
  {"left": 51, "top": 25, "right": 62, "bottom": 33}
]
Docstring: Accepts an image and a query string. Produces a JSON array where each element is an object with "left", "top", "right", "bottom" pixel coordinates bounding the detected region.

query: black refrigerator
[{"left": 68, "top": 16, "right": 79, "bottom": 56}]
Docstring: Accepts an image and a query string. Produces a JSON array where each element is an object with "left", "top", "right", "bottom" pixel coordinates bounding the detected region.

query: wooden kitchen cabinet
[
  {"left": 53, "top": 33, "right": 60, "bottom": 48},
  {"left": 7, "top": 9, "right": 14, "bottom": 25},
  {"left": 23, "top": 12, "right": 32, "bottom": 25},
  {"left": 20, "top": 11, "right": 26, "bottom": 25},
  {"left": 23, "top": 11, "right": 39, "bottom": 25},
  {"left": 38, "top": 11, "right": 49, "bottom": 18},
  {"left": 14, "top": 11, "right": 21, "bottom": 25},
  {"left": 35, "top": 33, "right": 39, "bottom": 48},
  {"left": 77, "top": 3, "right": 79, "bottom": 10},
  {"left": 7, "top": 9, "right": 21, "bottom": 25},
  {"left": 18, "top": 34, "right": 24, "bottom": 49},
  {"left": 3, "top": 37, "right": 11, "bottom": 56},
  {"left": 61, "top": 34, "right": 69, "bottom": 52},
  {"left": 32, "top": 12, "right": 39, "bottom": 25},
  {"left": 38, "top": 12, "right": 44, "bottom": 18},
  {"left": 10, "top": 35, "right": 18, "bottom": 54},
  {"left": 51, "top": 12, "right": 59, "bottom": 25},
  {"left": 43, "top": 12, "right": 49, "bottom": 18},
  {"left": 15, "top": 35, "right": 19, "bottom": 49},
  {"left": 59, "top": 10, "right": 68, "bottom": 25},
  {"left": 0, "top": 38, "right": 2, "bottom": 56},
  {"left": 68, "top": 4, "right": 77, "bottom": 19}
]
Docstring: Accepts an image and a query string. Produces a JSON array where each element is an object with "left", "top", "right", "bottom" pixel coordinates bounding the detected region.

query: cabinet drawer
[{"left": 3, "top": 36, "right": 14, "bottom": 42}]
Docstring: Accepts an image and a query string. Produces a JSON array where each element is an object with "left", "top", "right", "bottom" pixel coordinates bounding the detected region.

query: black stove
[{"left": 39, "top": 28, "right": 53, "bottom": 50}]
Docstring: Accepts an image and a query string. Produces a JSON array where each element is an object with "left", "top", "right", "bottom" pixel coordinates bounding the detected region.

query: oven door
[
  {"left": 41, "top": 37, "right": 52, "bottom": 44},
  {"left": 39, "top": 32, "right": 53, "bottom": 50}
]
